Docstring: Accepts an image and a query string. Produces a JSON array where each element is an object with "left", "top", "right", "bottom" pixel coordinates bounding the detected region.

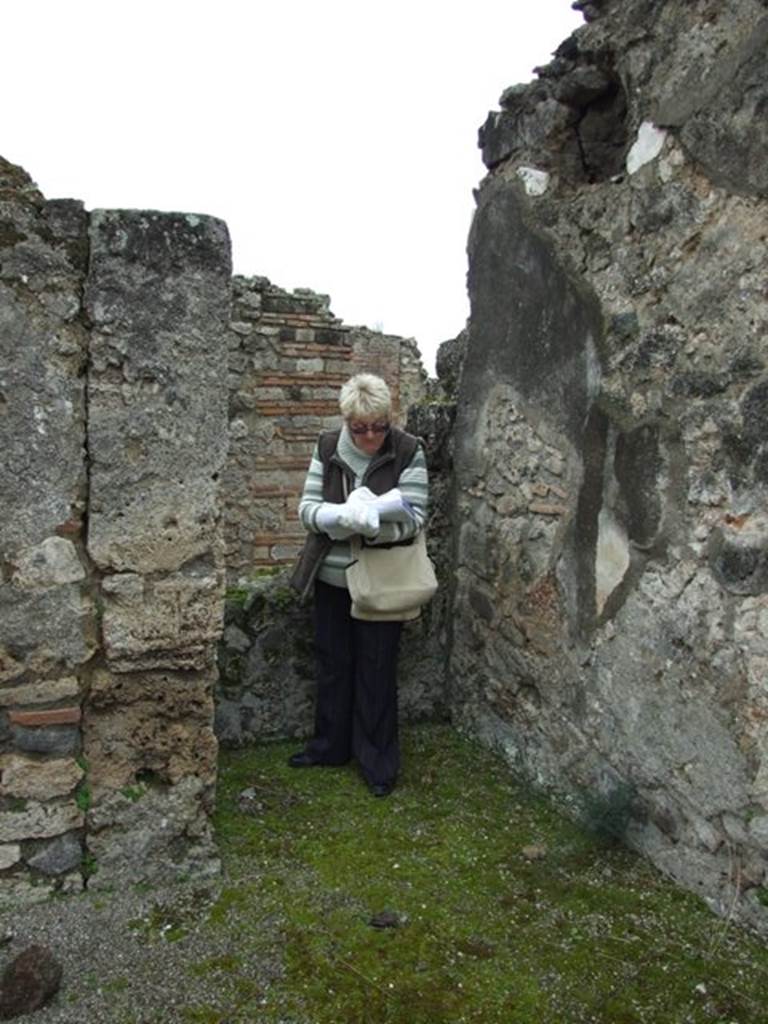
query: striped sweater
[{"left": 298, "top": 425, "right": 429, "bottom": 588}]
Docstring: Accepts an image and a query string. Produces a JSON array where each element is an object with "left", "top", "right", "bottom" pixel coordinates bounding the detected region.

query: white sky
[{"left": 4, "top": 1, "right": 582, "bottom": 374}]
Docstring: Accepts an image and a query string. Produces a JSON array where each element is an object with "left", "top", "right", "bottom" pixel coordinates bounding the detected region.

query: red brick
[
  {"left": 8, "top": 707, "right": 82, "bottom": 727},
  {"left": 528, "top": 502, "right": 567, "bottom": 517},
  {"left": 255, "top": 402, "right": 339, "bottom": 416},
  {"left": 54, "top": 518, "right": 82, "bottom": 537},
  {"left": 248, "top": 458, "right": 312, "bottom": 471},
  {"left": 281, "top": 343, "right": 353, "bottom": 357},
  {"left": 258, "top": 373, "right": 349, "bottom": 387},
  {"left": 251, "top": 533, "right": 306, "bottom": 546},
  {"left": 250, "top": 486, "right": 303, "bottom": 498}
]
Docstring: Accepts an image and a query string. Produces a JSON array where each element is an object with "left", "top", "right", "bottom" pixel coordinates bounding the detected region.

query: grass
[{"left": 173, "top": 724, "right": 768, "bottom": 1023}]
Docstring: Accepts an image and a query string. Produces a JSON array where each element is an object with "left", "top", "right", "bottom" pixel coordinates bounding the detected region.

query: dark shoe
[
  {"left": 370, "top": 782, "right": 394, "bottom": 798},
  {"left": 288, "top": 751, "right": 320, "bottom": 768}
]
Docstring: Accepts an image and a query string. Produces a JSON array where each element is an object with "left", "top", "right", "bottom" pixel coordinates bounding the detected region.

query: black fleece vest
[{"left": 289, "top": 427, "right": 420, "bottom": 600}]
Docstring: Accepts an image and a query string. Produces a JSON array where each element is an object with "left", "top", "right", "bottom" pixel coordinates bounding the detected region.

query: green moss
[
  {"left": 180, "top": 1008, "right": 226, "bottom": 1024},
  {"left": 225, "top": 571, "right": 293, "bottom": 618},
  {"left": 268, "top": 585, "right": 296, "bottom": 611},
  {"left": 189, "top": 953, "right": 242, "bottom": 976},
  {"left": 81, "top": 852, "right": 98, "bottom": 880},
  {"left": 119, "top": 783, "right": 146, "bottom": 802},
  {"left": 195, "top": 725, "right": 768, "bottom": 1024},
  {"left": 103, "top": 977, "right": 130, "bottom": 994},
  {"left": 252, "top": 566, "right": 282, "bottom": 578},
  {"left": 75, "top": 782, "right": 92, "bottom": 812},
  {"left": 225, "top": 586, "right": 252, "bottom": 608},
  {"left": 128, "top": 900, "right": 188, "bottom": 943}
]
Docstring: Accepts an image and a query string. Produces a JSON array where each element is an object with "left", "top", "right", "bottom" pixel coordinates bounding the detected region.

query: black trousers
[{"left": 306, "top": 580, "right": 403, "bottom": 787}]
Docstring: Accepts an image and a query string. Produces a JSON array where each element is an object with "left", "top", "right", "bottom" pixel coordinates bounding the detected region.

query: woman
[{"left": 289, "top": 373, "right": 429, "bottom": 797}]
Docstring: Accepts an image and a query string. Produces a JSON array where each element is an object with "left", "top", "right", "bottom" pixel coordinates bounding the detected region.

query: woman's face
[{"left": 347, "top": 416, "right": 390, "bottom": 456}]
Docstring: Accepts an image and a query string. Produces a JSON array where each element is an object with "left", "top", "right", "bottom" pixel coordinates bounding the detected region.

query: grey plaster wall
[{"left": 450, "top": 0, "right": 768, "bottom": 932}]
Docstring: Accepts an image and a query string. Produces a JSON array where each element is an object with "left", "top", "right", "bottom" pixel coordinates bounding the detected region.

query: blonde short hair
[{"left": 339, "top": 373, "right": 392, "bottom": 421}]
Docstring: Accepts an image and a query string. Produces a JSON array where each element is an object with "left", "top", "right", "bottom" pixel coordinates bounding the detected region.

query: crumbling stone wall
[
  {"left": 0, "top": 161, "right": 92, "bottom": 901},
  {"left": 0, "top": 154, "right": 429, "bottom": 895},
  {"left": 0, "top": 158, "right": 230, "bottom": 897},
  {"left": 224, "top": 276, "right": 425, "bottom": 583},
  {"left": 450, "top": 0, "right": 768, "bottom": 931}
]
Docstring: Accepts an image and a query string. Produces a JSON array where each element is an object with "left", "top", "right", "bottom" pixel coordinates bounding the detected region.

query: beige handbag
[{"left": 346, "top": 532, "right": 438, "bottom": 621}]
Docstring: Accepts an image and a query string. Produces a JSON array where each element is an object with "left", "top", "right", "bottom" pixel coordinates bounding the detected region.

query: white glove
[
  {"left": 338, "top": 501, "right": 380, "bottom": 538},
  {"left": 315, "top": 503, "right": 355, "bottom": 540},
  {"left": 347, "top": 486, "right": 415, "bottom": 523}
]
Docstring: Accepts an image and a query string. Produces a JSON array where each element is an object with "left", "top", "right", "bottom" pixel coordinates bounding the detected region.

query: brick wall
[{"left": 224, "top": 276, "right": 426, "bottom": 582}]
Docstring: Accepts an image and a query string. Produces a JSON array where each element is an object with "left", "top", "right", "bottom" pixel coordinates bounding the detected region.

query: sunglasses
[{"left": 348, "top": 421, "right": 390, "bottom": 436}]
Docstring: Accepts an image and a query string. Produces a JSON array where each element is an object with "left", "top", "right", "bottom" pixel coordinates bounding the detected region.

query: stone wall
[
  {"left": 224, "top": 276, "right": 426, "bottom": 584},
  {"left": 0, "top": 160, "right": 92, "bottom": 901},
  {"left": 0, "top": 154, "right": 429, "bottom": 896},
  {"left": 7, "top": 0, "right": 765, "bottom": 931},
  {"left": 449, "top": 0, "right": 768, "bottom": 931},
  {"left": 0, "top": 158, "right": 230, "bottom": 897}
]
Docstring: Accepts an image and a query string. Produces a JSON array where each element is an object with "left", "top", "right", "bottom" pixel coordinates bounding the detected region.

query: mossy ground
[{"left": 176, "top": 724, "right": 768, "bottom": 1023}]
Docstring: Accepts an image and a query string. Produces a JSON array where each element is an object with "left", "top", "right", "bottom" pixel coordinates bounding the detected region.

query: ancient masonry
[
  {"left": 449, "top": 0, "right": 768, "bottom": 932},
  {"left": 224, "top": 277, "right": 425, "bottom": 583},
  {"left": 3, "top": 0, "right": 768, "bottom": 938},
  {"left": 0, "top": 160, "right": 231, "bottom": 897},
  {"left": 0, "top": 156, "right": 422, "bottom": 897}
]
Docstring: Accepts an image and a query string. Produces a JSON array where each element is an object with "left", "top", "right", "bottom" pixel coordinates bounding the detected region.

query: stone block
[
  {"left": 0, "top": 801, "right": 83, "bottom": 842},
  {"left": 11, "top": 537, "right": 85, "bottom": 588},
  {"left": 25, "top": 831, "right": 82, "bottom": 876},
  {"left": 654, "top": 16, "right": 768, "bottom": 197},
  {"left": 0, "top": 677, "right": 79, "bottom": 707},
  {"left": 270, "top": 543, "right": 303, "bottom": 562},
  {"left": 230, "top": 321, "right": 253, "bottom": 336},
  {"left": 83, "top": 669, "right": 217, "bottom": 793},
  {"left": 0, "top": 755, "right": 84, "bottom": 800},
  {"left": 0, "top": 845, "right": 21, "bottom": 871},
  {"left": 0, "top": 583, "right": 95, "bottom": 680},
  {"left": 11, "top": 725, "right": 80, "bottom": 757},
  {"left": 0, "top": 263, "right": 87, "bottom": 556},
  {"left": 85, "top": 209, "right": 231, "bottom": 575},
  {"left": 85, "top": 776, "right": 219, "bottom": 889},
  {"left": 102, "top": 571, "right": 224, "bottom": 672}
]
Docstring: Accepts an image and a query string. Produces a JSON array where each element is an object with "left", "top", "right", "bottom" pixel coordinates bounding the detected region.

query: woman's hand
[
  {"left": 338, "top": 503, "right": 380, "bottom": 538},
  {"left": 315, "top": 500, "right": 380, "bottom": 539},
  {"left": 315, "top": 504, "right": 356, "bottom": 540}
]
